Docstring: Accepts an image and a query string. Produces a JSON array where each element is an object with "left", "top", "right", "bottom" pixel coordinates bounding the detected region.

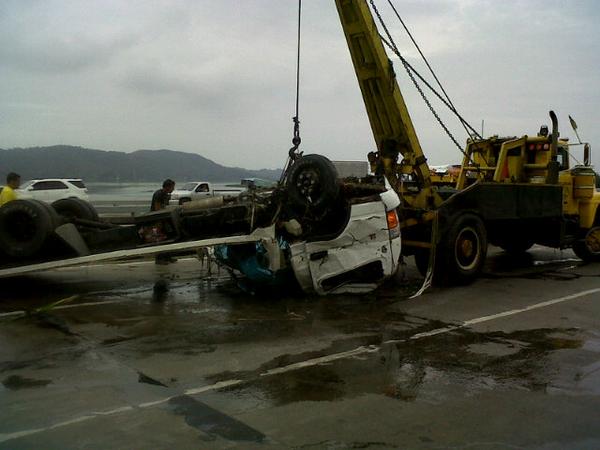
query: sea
[{"left": 86, "top": 182, "right": 241, "bottom": 202}]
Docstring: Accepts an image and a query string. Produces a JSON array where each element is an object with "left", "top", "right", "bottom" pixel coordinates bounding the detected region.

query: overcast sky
[{"left": 1, "top": 0, "right": 599, "bottom": 169}]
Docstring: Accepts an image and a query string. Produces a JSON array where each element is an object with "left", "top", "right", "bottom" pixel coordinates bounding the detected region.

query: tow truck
[{"left": 334, "top": 0, "right": 599, "bottom": 284}]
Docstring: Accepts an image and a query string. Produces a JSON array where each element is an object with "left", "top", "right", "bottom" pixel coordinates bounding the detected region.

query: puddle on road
[
  {"left": 169, "top": 394, "right": 265, "bottom": 443},
  {"left": 206, "top": 325, "right": 585, "bottom": 409},
  {"left": 1, "top": 256, "right": 596, "bottom": 423},
  {"left": 2, "top": 374, "right": 52, "bottom": 390}
]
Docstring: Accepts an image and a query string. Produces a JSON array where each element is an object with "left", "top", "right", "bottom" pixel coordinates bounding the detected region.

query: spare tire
[
  {"left": 52, "top": 198, "right": 99, "bottom": 222},
  {"left": 286, "top": 154, "right": 340, "bottom": 212},
  {"left": 0, "top": 199, "right": 56, "bottom": 258}
]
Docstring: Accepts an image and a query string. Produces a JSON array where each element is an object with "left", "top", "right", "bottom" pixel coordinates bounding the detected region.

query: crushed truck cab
[{"left": 290, "top": 199, "right": 401, "bottom": 295}]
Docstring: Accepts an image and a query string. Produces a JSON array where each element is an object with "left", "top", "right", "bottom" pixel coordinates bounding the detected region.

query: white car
[{"left": 17, "top": 179, "right": 89, "bottom": 203}]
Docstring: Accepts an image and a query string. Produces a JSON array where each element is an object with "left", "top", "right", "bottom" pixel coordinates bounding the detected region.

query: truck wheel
[
  {"left": 572, "top": 227, "right": 600, "bottom": 262},
  {"left": 179, "top": 198, "right": 191, "bottom": 205},
  {"left": 500, "top": 238, "right": 534, "bottom": 254},
  {"left": 286, "top": 154, "right": 340, "bottom": 212},
  {"left": 0, "top": 199, "right": 56, "bottom": 258},
  {"left": 440, "top": 213, "right": 487, "bottom": 284},
  {"left": 38, "top": 200, "right": 61, "bottom": 229},
  {"left": 82, "top": 200, "right": 99, "bottom": 221},
  {"left": 52, "top": 198, "right": 98, "bottom": 222}
]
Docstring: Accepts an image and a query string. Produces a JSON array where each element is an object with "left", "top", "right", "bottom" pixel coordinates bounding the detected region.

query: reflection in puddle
[
  {"left": 169, "top": 394, "right": 265, "bottom": 442},
  {"left": 211, "top": 326, "right": 584, "bottom": 409}
]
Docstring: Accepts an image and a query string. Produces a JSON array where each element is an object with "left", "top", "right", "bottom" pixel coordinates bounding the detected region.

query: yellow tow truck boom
[{"left": 334, "top": 0, "right": 440, "bottom": 209}]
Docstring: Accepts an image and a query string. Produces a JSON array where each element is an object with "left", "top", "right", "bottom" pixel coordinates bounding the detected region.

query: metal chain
[
  {"left": 380, "top": 36, "right": 482, "bottom": 141},
  {"left": 369, "top": 0, "right": 470, "bottom": 160},
  {"left": 385, "top": 0, "right": 481, "bottom": 140}
]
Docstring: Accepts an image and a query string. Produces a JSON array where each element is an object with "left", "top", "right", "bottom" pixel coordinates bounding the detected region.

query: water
[{"left": 86, "top": 182, "right": 242, "bottom": 202}]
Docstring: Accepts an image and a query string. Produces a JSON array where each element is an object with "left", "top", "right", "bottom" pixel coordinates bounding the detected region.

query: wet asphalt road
[{"left": 1, "top": 247, "right": 600, "bottom": 449}]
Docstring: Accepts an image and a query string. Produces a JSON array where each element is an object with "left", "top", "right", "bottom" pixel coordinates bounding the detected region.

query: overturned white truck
[{"left": 0, "top": 155, "right": 401, "bottom": 295}]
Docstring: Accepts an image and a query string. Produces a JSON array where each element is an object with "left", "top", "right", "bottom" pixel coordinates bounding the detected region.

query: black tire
[
  {"left": 286, "top": 154, "right": 340, "bottom": 212},
  {"left": 572, "top": 226, "right": 600, "bottom": 263},
  {"left": 52, "top": 198, "right": 98, "bottom": 222},
  {"left": 438, "top": 213, "right": 487, "bottom": 284},
  {"left": 0, "top": 199, "right": 55, "bottom": 258},
  {"left": 499, "top": 238, "right": 534, "bottom": 255},
  {"left": 82, "top": 199, "right": 99, "bottom": 221},
  {"left": 38, "top": 200, "right": 61, "bottom": 228},
  {"left": 179, "top": 198, "right": 191, "bottom": 205}
]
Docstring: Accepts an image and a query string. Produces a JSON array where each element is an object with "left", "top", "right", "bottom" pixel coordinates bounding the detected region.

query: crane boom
[{"left": 335, "top": 0, "right": 438, "bottom": 208}]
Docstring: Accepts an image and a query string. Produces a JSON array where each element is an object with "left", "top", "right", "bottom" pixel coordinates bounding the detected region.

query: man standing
[
  {"left": 151, "top": 179, "right": 175, "bottom": 211},
  {"left": 0, "top": 172, "right": 21, "bottom": 207},
  {"left": 151, "top": 179, "right": 176, "bottom": 265}
]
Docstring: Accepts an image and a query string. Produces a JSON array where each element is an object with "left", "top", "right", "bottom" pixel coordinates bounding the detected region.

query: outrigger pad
[{"left": 54, "top": 223, "right": 91, "bottom": 257}]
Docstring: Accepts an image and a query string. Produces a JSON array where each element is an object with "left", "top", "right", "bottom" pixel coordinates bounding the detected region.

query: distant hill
[{"left": 0, "top": 145, "right": 281, "bottom": 182}]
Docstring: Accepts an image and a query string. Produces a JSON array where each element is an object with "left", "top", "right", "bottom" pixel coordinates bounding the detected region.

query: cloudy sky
[{"left": 1, "top": 0, "right": 599, "bottom": 169}]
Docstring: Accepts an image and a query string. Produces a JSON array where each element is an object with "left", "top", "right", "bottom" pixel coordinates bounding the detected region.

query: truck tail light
[{"left": 387, "top": 210, "right": 400, "bottom": 239}]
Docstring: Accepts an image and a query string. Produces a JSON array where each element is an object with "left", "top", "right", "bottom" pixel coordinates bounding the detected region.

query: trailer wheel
[
  {"left": 39, "top": 200, "right": 61, "bottom": 228},
  {"left": 0, "top": 199, "right": 56, "bottom": 258},
  {"left": 52, "top": 198, "right": 98, "bottom": 222},
  {"left": 440, "top": 213, "right": 487, "bottom": 284},
  {"left": 572, "top": 226, "right": 600, "bottom": 262},
  {"left": 82, "top": 200, "right": 99, "bottom": 221},
  {"left": 286, "top": 154, "right": 340, "bottom": 212}
]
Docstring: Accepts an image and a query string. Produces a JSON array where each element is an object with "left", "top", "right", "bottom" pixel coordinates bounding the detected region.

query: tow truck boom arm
[{"left": 335, "top": 0, "right": 437, "bottom": 206}]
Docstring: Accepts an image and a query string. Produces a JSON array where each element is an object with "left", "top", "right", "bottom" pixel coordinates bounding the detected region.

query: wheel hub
[
  {"left": 585, "top": 227, "right": 600, "bottom": 253},
  {"left": 460, "top": 239, "right": 474, "bottom": 258},
  {"left": 296, "top": 169, "right": 320, "bottom": 199},
  {"left": 455, "top": 227, "right": 480, "bottom": 271}
]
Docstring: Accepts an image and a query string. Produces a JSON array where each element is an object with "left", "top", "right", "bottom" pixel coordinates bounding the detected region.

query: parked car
[
  {"left": 17, "top": 179, "right": 89, "bottom": 203},
  {"left": 169, "top": 181, "right": 246, "bottom": 205}
]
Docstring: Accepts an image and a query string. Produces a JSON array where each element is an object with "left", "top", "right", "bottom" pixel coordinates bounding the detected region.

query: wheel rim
[
  {"left": 295, "top": 168, "right": 322, "bottom": 203},
  {"left": 585, "top": 227, "right": 600, "bottom": 254},
  {"left": 454, "top": 226, "right": 481, "bottom": 271}
]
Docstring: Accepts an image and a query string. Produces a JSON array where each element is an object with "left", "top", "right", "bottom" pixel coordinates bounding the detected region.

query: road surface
[{"left": 1, "top": 246, "right": 599, "bottom": 449}]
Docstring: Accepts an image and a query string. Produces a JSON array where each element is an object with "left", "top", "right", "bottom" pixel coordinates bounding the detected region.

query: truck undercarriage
[{"left": 0, "top": 154, "right": 402, "bottom": 295}]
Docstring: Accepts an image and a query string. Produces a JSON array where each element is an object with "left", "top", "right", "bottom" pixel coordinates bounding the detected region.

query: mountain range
[{"left": 0, "top": 145, "right": 281, "bottom": 182}]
